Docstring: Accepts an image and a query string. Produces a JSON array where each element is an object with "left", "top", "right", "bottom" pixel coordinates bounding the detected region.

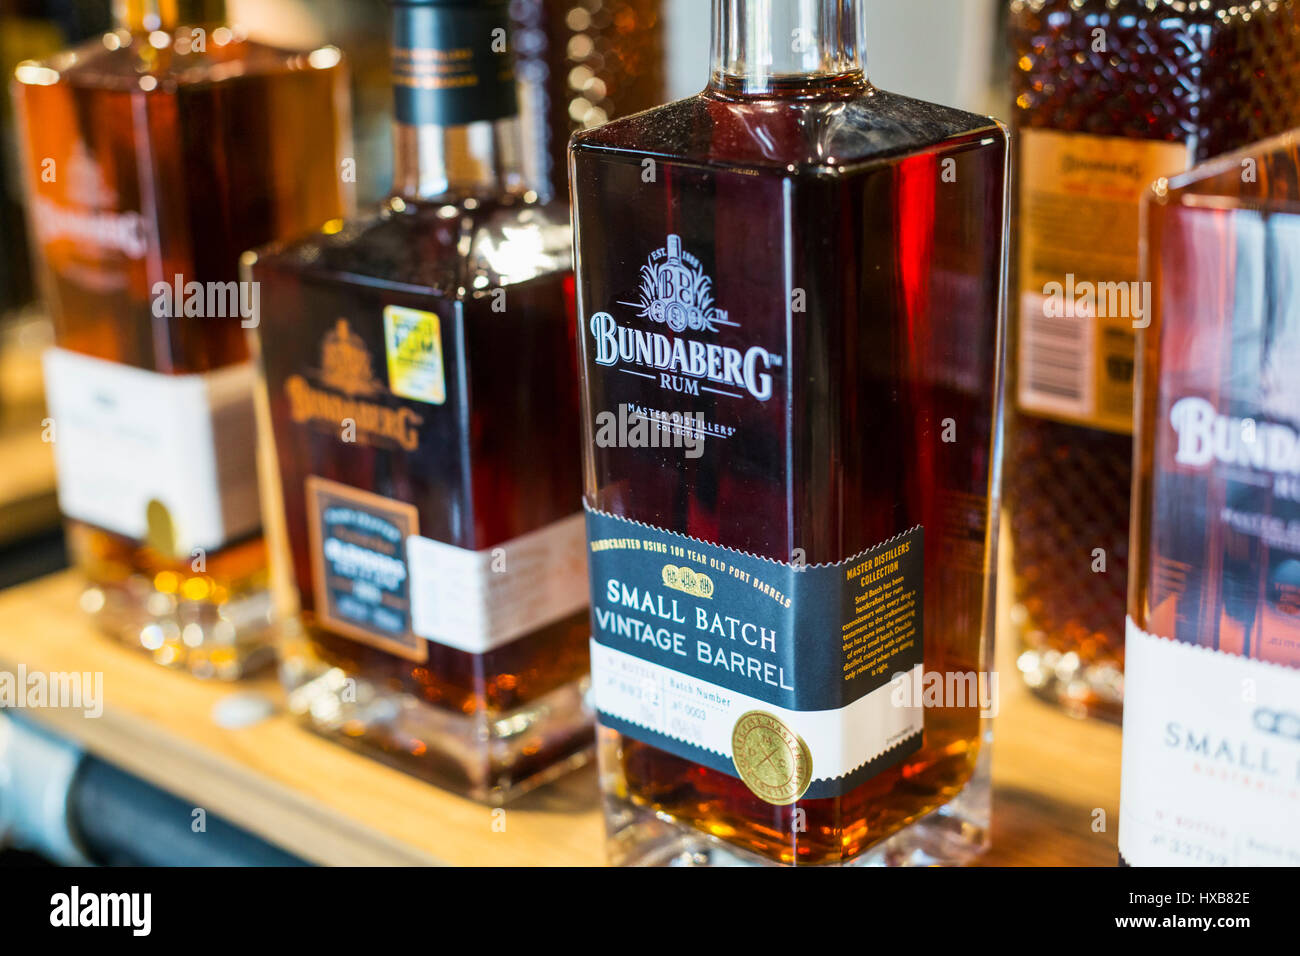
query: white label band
[
  {"left": 1120, "top": 618, "right": 1300, "bottom": 866},
  {"left": 408, "top": 513, "right": 588, "bottom": 654},
  {"left": 591, "top": 640, "right": 924, "bottom": 785},
  {"left": 42, "top": 347, "right": 260, "bottom": 554}
]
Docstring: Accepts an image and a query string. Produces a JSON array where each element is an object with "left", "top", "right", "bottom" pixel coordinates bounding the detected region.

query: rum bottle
[
  {"left": 247, "top": 0, "right": 590, "bottom": 801},
  {"left": 1123, "top": 131, "right": 1300, "bottom": 865},
  {"left": 572, "top": 0, "right": 1009, "bottom": 865},
  {"left": 1007, "top": 0, "right": 1300, "bottom": 720},
  {"left": 11, "top": 0, "right": 351, "bottom": 677}
]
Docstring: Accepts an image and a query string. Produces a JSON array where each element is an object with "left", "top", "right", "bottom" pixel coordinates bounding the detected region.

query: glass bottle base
[
  {"left": 281, "top": 647, "right": 594, "bottom": 804},
  {"left": 1014, "top": 624, "right": 1124, "bottom": 724},
  {"left": 599, "top": 727, "right": 993, "bottom": 867},
  {"left": 78, "top": 577, "right": 275, "bottom": 681}
]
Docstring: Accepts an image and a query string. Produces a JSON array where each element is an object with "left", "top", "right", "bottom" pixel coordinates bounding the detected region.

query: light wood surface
[
  {"left": 0, "top": 566, "right": 1120, "bottom": 866},
  {"left": 0, "top": 572, "right": 603, "bottom": 866}
]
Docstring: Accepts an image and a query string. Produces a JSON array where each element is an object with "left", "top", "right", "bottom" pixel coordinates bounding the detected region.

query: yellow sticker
[{"left": 383, "top": 305, "right": 446, "bottom": 405}]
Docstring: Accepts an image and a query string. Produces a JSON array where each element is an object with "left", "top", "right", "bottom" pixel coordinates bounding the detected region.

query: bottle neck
[
  {"left": 389, "top": 0, "right": 523, "bottom": 201},
  {"left": 392, "top": 120, "right": 523, "bottom": 202},
  {"left": 709, "top": 0, "right": 869, "bottom": 97},
  {"left": 113, "top": 0, "right": 227, "bottom": 31}
]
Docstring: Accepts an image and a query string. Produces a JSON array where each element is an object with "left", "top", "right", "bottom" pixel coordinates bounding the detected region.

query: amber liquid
[
  {"left": 1133, "top": 139, "right": 1300, "bottom": 662},
  {"left": 253, "top": 194, "right": 589, "bottom": 791},
  {"left": 1006, "top": 0, "right": 1300, "bottom": 719},
  {"left": 574, "top": 78, "right": 1006, "bottom": 864},
  {"left": 12, "top": 27, "right": 348, "bottom": 672}
]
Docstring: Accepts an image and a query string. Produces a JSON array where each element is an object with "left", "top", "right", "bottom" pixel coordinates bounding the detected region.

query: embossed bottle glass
[
  {"left": 511, "top": 0, "right": 667, "bottom": 201},
  {"left": 11, "top": 0, "right": 350, "bottom": 677},
  {"left": 1007, "top": 0, "right": 1300, "bottom": 720},
  {"left": 1123, "top": 132, "right": 1300, "bottom": 865},
  {"left": 248, "top": 0, "right": 590, "bottom": 801},
  {"left": 572, "top": 0, "right": 1008, "bottom": 865}
]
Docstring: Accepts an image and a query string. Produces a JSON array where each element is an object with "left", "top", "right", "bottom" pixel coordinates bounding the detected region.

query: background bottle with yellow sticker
[
  {"left": 11, "top": 0, "right": 351, "bottom": 677},
  {"left": 1006, "top": 0, "right": 1300, "bottom": 721},
  {"left": 247, "top": 0, "right": 590, "bottom": 802}
]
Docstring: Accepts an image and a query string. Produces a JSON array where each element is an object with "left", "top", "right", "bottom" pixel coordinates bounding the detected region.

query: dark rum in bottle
[
  {"left": 248, "top": 0, "right": 590, "bottom": 801},
  {"left": 572, "top": 0, "right": 1008, "bottom": 865}
]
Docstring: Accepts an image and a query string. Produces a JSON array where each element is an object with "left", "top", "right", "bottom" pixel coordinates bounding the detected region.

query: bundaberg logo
[
  {"left": 321, "top": 318, "right": 381, "bottom": 397},
  {"left": 638, "top": 234, "right": 727, "bottom": 333},
  {"left": 662, "top": 563, "right": 714, "bottom": 599},
  {"left": 31, "top": 138, "right": 148, "bottom": 260},
  {"left": 1171, "top": 396, "right": 1300, "bottom": 477},
  {"left": 285, "top": 319, "right": 424, "bottom": 450},
  {"left": 589, "top": 233, "right": 782, "bottom": 401}
]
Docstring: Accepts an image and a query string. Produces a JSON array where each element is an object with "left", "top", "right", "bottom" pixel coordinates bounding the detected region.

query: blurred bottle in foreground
[{"left": 1122, "top": 131, "right": 1300, "bottom": 865}]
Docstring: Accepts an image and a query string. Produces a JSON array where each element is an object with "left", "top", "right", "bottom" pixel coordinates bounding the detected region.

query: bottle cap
[{"left": 390, "top": 0, "right": 516, "bottom": 127}]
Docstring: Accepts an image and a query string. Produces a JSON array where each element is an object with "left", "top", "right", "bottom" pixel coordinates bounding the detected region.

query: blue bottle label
[
  {"left": 307, "top": 475, "right": 426, "bottom": 662},
  {"left": 585, "top": 506, "right": 925, "bottom": 802}
]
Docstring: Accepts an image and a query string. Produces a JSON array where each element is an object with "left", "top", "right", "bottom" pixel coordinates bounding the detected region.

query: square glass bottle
[
  {"left": 1123, "top": 131, "right": 1300, "bottom": 865},
  {"left": 1006, "top": 0, "right": 1300, "bottom": 721},
  {"left": 11, "top": 0, "right": 352, "bottom": 677},
  {"left": 247, "top": 0, "right": 591, "bottom": 802},
  {"left": 571, "top": 0, "right": 1009, "bottom": 865}
]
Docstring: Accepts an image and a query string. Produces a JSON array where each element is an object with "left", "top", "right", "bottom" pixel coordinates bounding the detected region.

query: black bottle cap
[{"left": 390, "top": 0, "right": 516, "bottom": 126}]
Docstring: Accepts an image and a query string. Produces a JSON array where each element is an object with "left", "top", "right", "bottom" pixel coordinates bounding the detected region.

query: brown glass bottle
[
  {"left": 511, "top": 0, "right": 666, "bottom": 201},
  {"left": 1123, "top": 132, "right": 1300, "bottom": 865},
  {"left": 573, "top": 0, "right": 1007, "bottom": 865},
  {"left": 1007, "top": 0, "right": 1300, "bottom": 720},
  {"left": 11, "top": 0, "right": 350, "bottom": 677},
  {"left": 249, "top": 0, "right": 590, "bottom": 802}
]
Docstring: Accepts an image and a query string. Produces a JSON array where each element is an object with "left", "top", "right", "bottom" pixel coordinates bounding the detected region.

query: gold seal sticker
[{"left": 731, "top": 710, "right": 813, "bottom": 806}]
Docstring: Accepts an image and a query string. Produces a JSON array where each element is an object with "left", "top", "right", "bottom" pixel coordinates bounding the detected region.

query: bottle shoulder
[
  {"left": 571, "top": 86, "right": 1005, "bottom": 176},
  {"left": 1157, "top": 130, "right": 1300, "bottom": 211},
  {"left": 13, "top": 29, "right": 343, "bottom": 93},
  {"left": 249, "top": 195, "right": 573, "bottom": 297}
]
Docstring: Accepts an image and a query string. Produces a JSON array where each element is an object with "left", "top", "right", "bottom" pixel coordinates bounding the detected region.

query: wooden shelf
[{"left": 0, "top": 568, "right": 1121, "bottom": 866}]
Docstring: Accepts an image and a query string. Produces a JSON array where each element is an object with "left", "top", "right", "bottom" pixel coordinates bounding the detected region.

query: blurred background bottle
[
  {"left": 248, "top": 0, "right": 590, "bottom": 802},
  {"left": 10, "top": 0, "right": 352, "bottom": 677},
  {"left": 1005, "top": 0, "right": 1300, "bottom": 721},
  {"left": 1123, "top": 131, "right": 1300, "bottom": 865},
  {"left": 511, "top": 0, "right": 667, "bottom": 202},
  {"left": 1, "top": 1, "right": 112, "bottom": 317}
]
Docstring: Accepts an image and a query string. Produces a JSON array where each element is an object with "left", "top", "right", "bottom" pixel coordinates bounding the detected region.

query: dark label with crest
[{"left": 392, "top": 0, "right": 516, "bottom": 126}]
